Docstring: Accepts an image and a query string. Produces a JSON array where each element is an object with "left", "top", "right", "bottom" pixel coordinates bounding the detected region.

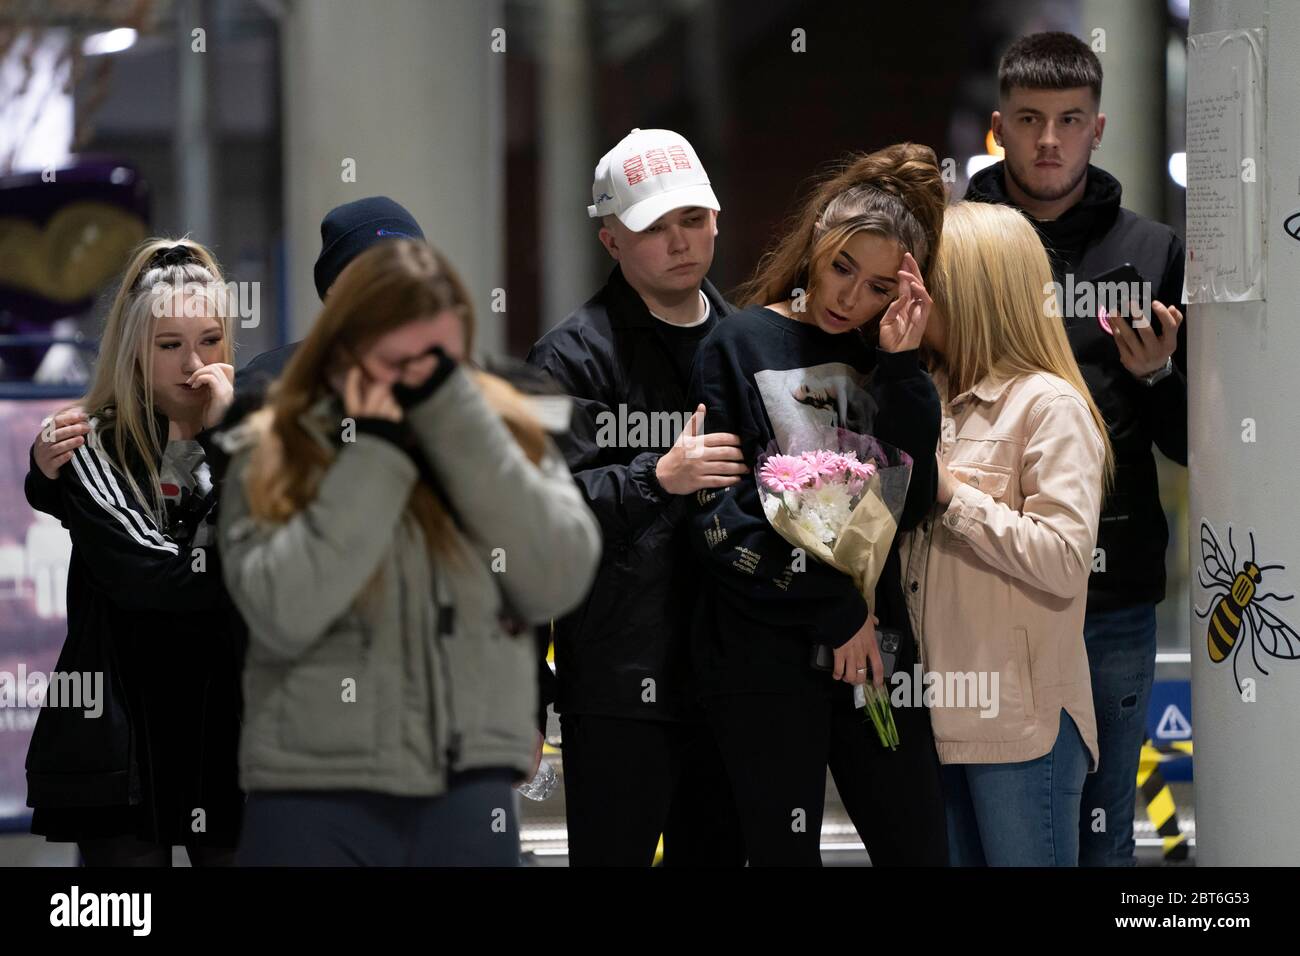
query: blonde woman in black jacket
[{"left": 25, "top": 239, "right": 243, "bottom": 866}]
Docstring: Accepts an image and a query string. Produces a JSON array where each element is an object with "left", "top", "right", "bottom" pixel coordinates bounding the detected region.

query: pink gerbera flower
[
  {"left": 845, "top": 458, "right": 877, "bottom": 482},
  {"left": 797, "top": 450, "right": 842, "bottom": 486},
  {"left": 760, "top": 455, "right": 815, "bottom": 493},
  {"left": 829, "top": 452, "right": 863, "bottom": 478}
]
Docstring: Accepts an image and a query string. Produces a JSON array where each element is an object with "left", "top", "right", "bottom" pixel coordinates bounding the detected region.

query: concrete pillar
[
  {"left": 1188, "top": 0, "right": 1300, "bottom": 865},
  {"left": 175, "top": 0, "right": 216, "bottom": 245},
  {"left": 539, "top": 0, "right": 599, "bottom": 332},
  {"left": 1081, "top": 0, "right": 1167, "bottom": 220},
  {"left": 280, "top": 0, "right": 505, "bottom": 356}
]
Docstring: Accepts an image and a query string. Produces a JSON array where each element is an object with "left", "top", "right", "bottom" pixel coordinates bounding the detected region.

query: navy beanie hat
[{"left": 313, "top": 196, "right": 426, "bottom": 300}]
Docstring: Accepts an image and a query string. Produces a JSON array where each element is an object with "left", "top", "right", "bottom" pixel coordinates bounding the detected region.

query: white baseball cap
[{"left": 587, "top": 128, "right": 720, "bottom": 232}]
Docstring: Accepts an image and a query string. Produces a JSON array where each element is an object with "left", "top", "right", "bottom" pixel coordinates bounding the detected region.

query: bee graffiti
[{"left": 1195, "top": 520, "right": 1300, "bottom": 692}]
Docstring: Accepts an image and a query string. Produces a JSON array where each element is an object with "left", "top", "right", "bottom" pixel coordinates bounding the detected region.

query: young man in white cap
[{"left": 527, "top": 128, "right": 746, "bottom": 866}]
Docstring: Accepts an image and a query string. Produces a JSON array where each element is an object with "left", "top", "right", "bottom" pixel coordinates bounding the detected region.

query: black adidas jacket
[
  {"left": 526, "top": 265, "right": 732, "bottom": 721},
  {"left": 965, "top": 162, "right": 1187, "bottom": 611},
  {"left": 23, "top": 414, "right": 243, "bottom": 844}
]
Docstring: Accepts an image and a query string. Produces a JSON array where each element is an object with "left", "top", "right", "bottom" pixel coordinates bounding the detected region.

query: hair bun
[
  {"left": 153, "top": 244, "right": 196, "bottom": 268},
  {"left": 850, "top": 142, "right": 946, "bottom": 272}
]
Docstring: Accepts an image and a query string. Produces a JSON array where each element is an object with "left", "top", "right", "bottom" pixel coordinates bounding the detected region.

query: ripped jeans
[{"left": 1078, "top": 602, "right": 1158, "bottom": 867}]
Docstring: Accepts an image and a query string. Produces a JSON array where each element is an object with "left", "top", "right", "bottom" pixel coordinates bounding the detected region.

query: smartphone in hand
[
  {"left": 1091, "top": 263, "right": 1160, "bottom": 337},
  {"left": 809, "top": 626, "right": 902, "bottom": 680}
]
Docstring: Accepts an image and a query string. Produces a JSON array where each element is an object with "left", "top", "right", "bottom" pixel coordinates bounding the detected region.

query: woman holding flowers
[{"left": 686, "top": 143, "right": 948, "bottom": 865}]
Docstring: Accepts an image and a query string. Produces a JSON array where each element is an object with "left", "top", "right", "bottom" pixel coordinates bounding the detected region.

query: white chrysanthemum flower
[
  {"left": 798, "top": 509, "right": 833, "bottom": 545},
  {"left": 805, "top": 483, "right": 852, "bottom": 533}
]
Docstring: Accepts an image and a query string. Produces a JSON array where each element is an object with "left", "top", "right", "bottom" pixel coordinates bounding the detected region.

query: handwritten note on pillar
[{"left": 1186, "top": 28, "right": 1265, "bottom": 303}]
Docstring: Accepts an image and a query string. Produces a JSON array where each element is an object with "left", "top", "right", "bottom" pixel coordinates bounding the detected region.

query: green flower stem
[{"left": 861, "top": 683, "right": 899, "bottom": 750}]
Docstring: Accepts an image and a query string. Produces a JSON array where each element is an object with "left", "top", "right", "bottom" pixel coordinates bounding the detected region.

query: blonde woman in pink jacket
[{"left": 900, "top": 201, "right": 1117, "bottom": 866}]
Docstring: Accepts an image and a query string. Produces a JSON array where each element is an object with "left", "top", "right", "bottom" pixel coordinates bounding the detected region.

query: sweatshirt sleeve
[
  {"left": 686, "top": 332, "right": 869, "bottom": 648},
  {"left": 25, "top": 442, "right": 67, "bottom": 522},
  {"left": 940, "top": 394, "right": 1105, "bottom": 599},
  {"left": 58, "top": 441, "right": 225, "bottom": 612},
  {"left": 1140, "top": 233, "right": 1188, "bottom": 467},
  {"left": 866, "top": 349, "right": 941, "bottom": 531},
  {"left": 526, "top": 328, "right": 672, "bottom": 543}
]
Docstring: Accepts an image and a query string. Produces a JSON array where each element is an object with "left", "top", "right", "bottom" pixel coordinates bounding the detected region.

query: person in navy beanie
[{"left": 238, "top": 195, "right": 428, "bottom": 388}]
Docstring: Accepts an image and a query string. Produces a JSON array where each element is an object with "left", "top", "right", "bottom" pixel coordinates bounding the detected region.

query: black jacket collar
[{"left": 602, "top": 264, "right": 732, "bottom": 329}]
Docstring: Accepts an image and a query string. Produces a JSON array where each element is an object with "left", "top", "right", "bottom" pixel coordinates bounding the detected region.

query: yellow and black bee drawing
[{"left": 1195, "top": 520, "right": 1300, "bottom": 692}]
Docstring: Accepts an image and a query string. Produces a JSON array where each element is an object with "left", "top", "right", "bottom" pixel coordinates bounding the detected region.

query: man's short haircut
[{"left": 998, "top": 32, "right": 1103, "bottom": 106}]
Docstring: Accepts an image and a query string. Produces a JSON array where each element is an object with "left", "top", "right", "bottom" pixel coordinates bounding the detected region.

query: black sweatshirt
[{"left": 686, "top": 306, "right": 940, "bottom": 698}]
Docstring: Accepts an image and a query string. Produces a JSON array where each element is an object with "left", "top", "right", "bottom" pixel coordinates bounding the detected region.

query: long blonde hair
[
  {"left": 927, "top": 202, "right": 1114, "bottom": 487},
  {"left": 77, "top": 237, "right": 232, "bottom": 522},
  {"left": 242, "top": 238, "right": 547, "bottom": 566}
]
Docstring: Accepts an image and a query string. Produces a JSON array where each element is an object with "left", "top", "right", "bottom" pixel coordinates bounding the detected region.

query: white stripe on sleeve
[
  {"left": 70, "top": 446, "right": 180, "bottom": 556},
  {"left": 87, "top": 443, "right": 172, "bottom": 548}
]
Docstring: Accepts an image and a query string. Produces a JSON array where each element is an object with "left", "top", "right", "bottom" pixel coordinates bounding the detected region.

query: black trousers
[
  {"left": 704, "top": 692, "right": 831, "bottom": 866},
  {"left": 559, "top": 713, "right": 745, "bottom": 867},
  {"left": 706, "top": 679, "right": 947, "bottom": 866},
  {"left": 828, "top": 681, "right": 949, "bottom": 866}
]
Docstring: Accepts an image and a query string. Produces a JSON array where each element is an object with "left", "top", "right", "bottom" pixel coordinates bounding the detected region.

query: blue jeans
[
  {"left": 943, "top": 709, "right": 1090, "bottom": 866},
  {"left": 1078, "top": 602, "right": 1158, "bottom": 867}
]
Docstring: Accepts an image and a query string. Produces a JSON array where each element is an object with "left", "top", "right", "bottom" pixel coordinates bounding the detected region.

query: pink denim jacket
[{"left": 899, "top": 368, "right": 1104, "bottom": 768}]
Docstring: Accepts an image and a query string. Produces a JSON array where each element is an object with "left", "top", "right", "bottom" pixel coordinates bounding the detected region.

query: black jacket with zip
[
  {"left": 526, "top": 265, "right": 732, "bottom": 721},
  {"left": 24, "top": 411, "right": 244, "bottom": 845},
  {"left": 965, "top": 162, "right": 1187, "bottom": 611}
]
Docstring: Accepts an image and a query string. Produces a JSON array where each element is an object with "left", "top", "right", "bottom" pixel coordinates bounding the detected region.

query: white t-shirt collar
[{"left": 648, "top": 289, "right": 710, "bottom": 328}]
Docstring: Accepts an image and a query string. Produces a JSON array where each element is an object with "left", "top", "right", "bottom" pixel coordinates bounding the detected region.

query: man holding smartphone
[{"left": 965, "top": 32, "right": 1187, "bottom": 866}]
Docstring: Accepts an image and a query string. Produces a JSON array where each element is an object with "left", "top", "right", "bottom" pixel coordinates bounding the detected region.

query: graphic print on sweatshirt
[
  {"left": 754, "top": 361, "right": 878, "bottom": 454},
  {"left": 158, "top": 439, "right": 214, "bottom": 547}
]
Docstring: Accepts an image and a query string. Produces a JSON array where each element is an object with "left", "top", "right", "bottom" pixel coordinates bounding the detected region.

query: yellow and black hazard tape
[{"left": 1137, "top": 739, "right": 1193, "bottom": 861}]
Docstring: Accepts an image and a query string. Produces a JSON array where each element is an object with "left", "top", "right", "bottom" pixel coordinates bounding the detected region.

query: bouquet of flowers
[{"left": 756, "top": 427, "right": 912, "bottom": 749}]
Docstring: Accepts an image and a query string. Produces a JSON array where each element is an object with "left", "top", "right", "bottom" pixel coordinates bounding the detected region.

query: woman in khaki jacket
[
  {"left": 900, "top": 202, "right": 1113, "bottom": 866},
  {"left": 219, "top": 239, "right": 600, "bottom": 865}
]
